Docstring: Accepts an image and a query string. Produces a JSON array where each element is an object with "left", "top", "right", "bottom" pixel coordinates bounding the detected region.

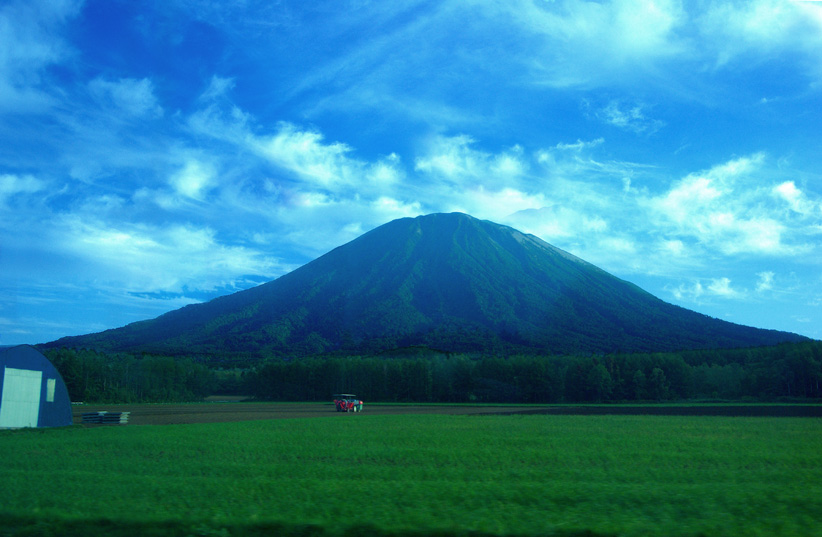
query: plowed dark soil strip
[{"left": 72, "top": 403, "right": 822, "bottom": 425}]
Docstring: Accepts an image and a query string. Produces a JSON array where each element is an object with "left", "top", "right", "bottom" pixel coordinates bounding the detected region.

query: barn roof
[{"left": 0, "top": 345, "right": 72, "bottom": 428}]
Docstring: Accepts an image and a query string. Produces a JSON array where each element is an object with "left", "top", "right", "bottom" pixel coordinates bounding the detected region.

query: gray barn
[{"left": 0, "top": 345, "right": 72, "bottom": 428}]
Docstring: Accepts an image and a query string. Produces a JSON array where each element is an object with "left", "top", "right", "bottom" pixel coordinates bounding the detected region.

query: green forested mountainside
[
  {"left": 44, "top": 213, "right": 807, "bottom": 358},
  {"left": 44, "top": 340, "right": 822, "bottom": 403}
]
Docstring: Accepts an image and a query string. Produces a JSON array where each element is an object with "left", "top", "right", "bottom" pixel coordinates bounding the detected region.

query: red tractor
[{"left": 333, "top": 394, "right": 364, "bottom": 412}]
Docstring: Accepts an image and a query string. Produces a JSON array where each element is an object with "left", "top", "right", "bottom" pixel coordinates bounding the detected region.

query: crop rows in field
[{"left": 69, "top": 402, "right": 822, "bottom": 425}]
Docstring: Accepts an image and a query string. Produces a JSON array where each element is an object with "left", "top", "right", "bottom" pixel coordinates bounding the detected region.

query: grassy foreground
[{"left": 1, "top": 414, "right": 820, "bottom": 537}]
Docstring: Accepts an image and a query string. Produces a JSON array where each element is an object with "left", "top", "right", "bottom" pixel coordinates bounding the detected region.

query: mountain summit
[{"left": 47, "top": 213, "right": 806, "bottom": 357}]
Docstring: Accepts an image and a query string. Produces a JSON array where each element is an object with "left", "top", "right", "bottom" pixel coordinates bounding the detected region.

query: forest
[{"left": 43, "top": 340, "right": 822, "bottom": 404}]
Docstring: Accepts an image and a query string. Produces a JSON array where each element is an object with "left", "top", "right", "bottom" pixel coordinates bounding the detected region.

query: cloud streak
[{"left": 0, "top": 0, "right": 80, "bottom": 112}]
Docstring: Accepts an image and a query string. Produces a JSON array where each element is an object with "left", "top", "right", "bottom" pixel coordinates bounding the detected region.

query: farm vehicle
[{"left": 333, "top": 394, "right": 363, "bottom": 412}]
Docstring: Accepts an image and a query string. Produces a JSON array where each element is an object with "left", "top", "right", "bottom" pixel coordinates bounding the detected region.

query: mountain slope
[{"left": 46, "top": 213, "right": 807, "bottom": 356}]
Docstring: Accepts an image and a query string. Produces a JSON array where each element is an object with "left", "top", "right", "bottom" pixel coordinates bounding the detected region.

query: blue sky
[{"left": 1, "top": 0, "right": 821, "bottom": 346}]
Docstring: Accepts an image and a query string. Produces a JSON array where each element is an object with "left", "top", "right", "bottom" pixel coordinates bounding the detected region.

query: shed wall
[{"left": 0, "top": 346, "right": 72, "bottom": 428}]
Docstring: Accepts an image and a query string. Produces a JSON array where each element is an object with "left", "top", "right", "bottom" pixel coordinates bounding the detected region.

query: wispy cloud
[
  {"left": 88, "top": 77, "right": 163, "bottom": 118},
  {"left": 708, "top": 277, "right": 743, "bottom": 298},
  {"left": 670, "top": 277, "right": 744, "bottom": 301},
  {"left": 168, "top": 158, "right": 217, "bottom": 201},
  {"left": 773, "top": 180, "right": 818, "bottom": 216},
  {"left": 699, "top": 0, "right": 822, "bottom": 77},
  {"left": 756, "top": 271, "right": 775, "bottom": 292},
  {"left": 53, "top": 215, "right": 284, "bottom": 294},
  {"left": 587, "top": 99, "right": 666, "bottom": 135},
  {"left": 0, "top": 0, "right": 80, "bottom": 112},
  {"left": 414, "top": 135, "right": 527, "bottom": 184},
  {"left": 497, "top": 0, "right": 685, "bottom": 88},
  {"left": 253, "top": 124, "right": 359, "bottom": 188},
  {"left": 0, "top": 174, "right": 46, "bottom": 206}
]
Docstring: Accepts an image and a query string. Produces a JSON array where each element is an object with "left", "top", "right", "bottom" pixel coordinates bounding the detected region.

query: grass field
[{"left": 1, "top": 413, "right": 821, "bottom": 537}]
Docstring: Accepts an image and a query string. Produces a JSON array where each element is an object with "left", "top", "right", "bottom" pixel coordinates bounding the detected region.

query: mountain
[{"left": 45, "top": 213, "right": 807, "bottom": 357}]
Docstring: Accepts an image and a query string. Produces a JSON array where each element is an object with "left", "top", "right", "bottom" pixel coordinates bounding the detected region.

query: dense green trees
[
  {"left": 44, "top": 347, "right": 216, "bottom": 403},
  {"left": 43, "top": 341, "right": 821, "bottom": 404},
  {"left": 247, "top": 341, "right": 822, "bottom": 403}
]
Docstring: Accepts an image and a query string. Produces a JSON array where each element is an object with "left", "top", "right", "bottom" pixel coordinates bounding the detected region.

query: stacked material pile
[{"left": 81, "top": 411, "right": 130, "bottom": 424}]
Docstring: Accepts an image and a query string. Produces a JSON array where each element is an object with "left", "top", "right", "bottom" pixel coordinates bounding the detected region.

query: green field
[{"left": 1, "top": 414, "right": 821, "bottom": 537}]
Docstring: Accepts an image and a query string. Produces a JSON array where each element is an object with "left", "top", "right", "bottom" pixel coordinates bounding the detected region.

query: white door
[{"left": 0, "top": 367, "right": 43, "bottom": 428}]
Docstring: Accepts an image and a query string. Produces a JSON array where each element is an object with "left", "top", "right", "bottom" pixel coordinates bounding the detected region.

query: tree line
[
  {"left": 44, "top": 341, "right": 821, "bottom": 404},
  {"left": 44, "top": 347, "right": 216, "bottom": 403},
  {"left": 248, "top": 341, "right": 822, "bottom": 402}
]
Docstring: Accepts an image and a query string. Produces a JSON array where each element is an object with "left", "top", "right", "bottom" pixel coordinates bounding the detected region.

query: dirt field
[{"left": 73, "top": 402, "right": 822, "bottom": 425}]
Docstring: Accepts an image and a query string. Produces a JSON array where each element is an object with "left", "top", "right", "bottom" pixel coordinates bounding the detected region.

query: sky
[{"left": 1, "top": 0, "right": 821, "bottom": 346}]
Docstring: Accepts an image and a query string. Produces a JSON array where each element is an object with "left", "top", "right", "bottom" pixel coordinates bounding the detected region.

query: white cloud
[
  {"left": 548, "top": 138, "right": 605, "bottom": 153},
  {"left": 722, "top": 217, "right": 786, "bottom": 255},
  {"left": 199, "top": 75, "right": 236, "bottom": 102},
  {"left": 55, "top": 216, "right": 283, "bottom": 294},
  {"left": 412, "top": 137, "right": 533, "bottom": 219},
  {"left": 708, "top": 277, "right": 743, "bottom": 298},
  {"left": 455, "top": 187, "right": 547, "bottom": 223},
  {"left": 187, "top": 100, "right": 252, "bottom": 144},
  {"left": 534, "top": 138, "right": 614, "bottom": 180},
  {"left": 187, "top": 98, "right": 411, "bottom": 217},
  {"left": 170, "top": 159, "right": 217, "bottom": 200},
  {"left": 192, "top": 114, "right": 399, "bottom": 205},
  {"left": 0, "top": 0, "right": 80, "bottom": 112},
  {"left": 756, "top": 271, "right": 775, "bottom": 292},
  {"left": 594, "top": 100, "right": 665, "bottom": 134},
  {"left": 179, "top": 95, "right": 425, "bottom": 258},
  {"left": 498, "top": 0, "right": 685, "bottom": 87},
  {"left": 0, "top": 173, "right": 45, "bottom": 205},
  {"left": 670, "top": 277, "right": 743, "bottom": 301},
  {"left": 292, "top": 191, "right": 333, "bottom": 208},
  {"left": 367, "top": 153, "right": 404, "bottom": 185},
  {"left": 584, "top": 216, "right": 608, "bottom": 232},
  {"left": 656, "top": 176, "right": 724, "bottom": 224},
  {"left": 660, "top": 239, "right": 686, "bottom": 257},
  {"left": 468, "top": 0, "right": 822, "bottom": 92},
  {"left": 253, "top": 123, "right": 356, "bottom": 187},
  {"left": 371, "top": 196, "right": 422, "bottom": 219},
  {"left": 88, "top": 77, "right": 162, "bottom": 118},
  {"left": 492, "top": 146, "right": 527, "bottom": 177},
  {"left": 414, "top": 135, "right": 487, "bottom": 179},
  {"left": 508, "top": 205, "right": 602, "bottom": 242},
  {"left": 773, "top": 181, "right": 817, "bottom": 215},
  {"left": 599, "top": 236, "right": 637, "bottom": 255},
  {"left": 671, "top": 280, "right": 704, "bottom": 301},
  {"left": 414, "top": 136, "right": 527, "bottom": 187},
  {"left": 646, "top": 153, "right": 809, "bottom": 255},
  {"left": 699, "top": 0, "right": 822, "bottom": 75}
]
